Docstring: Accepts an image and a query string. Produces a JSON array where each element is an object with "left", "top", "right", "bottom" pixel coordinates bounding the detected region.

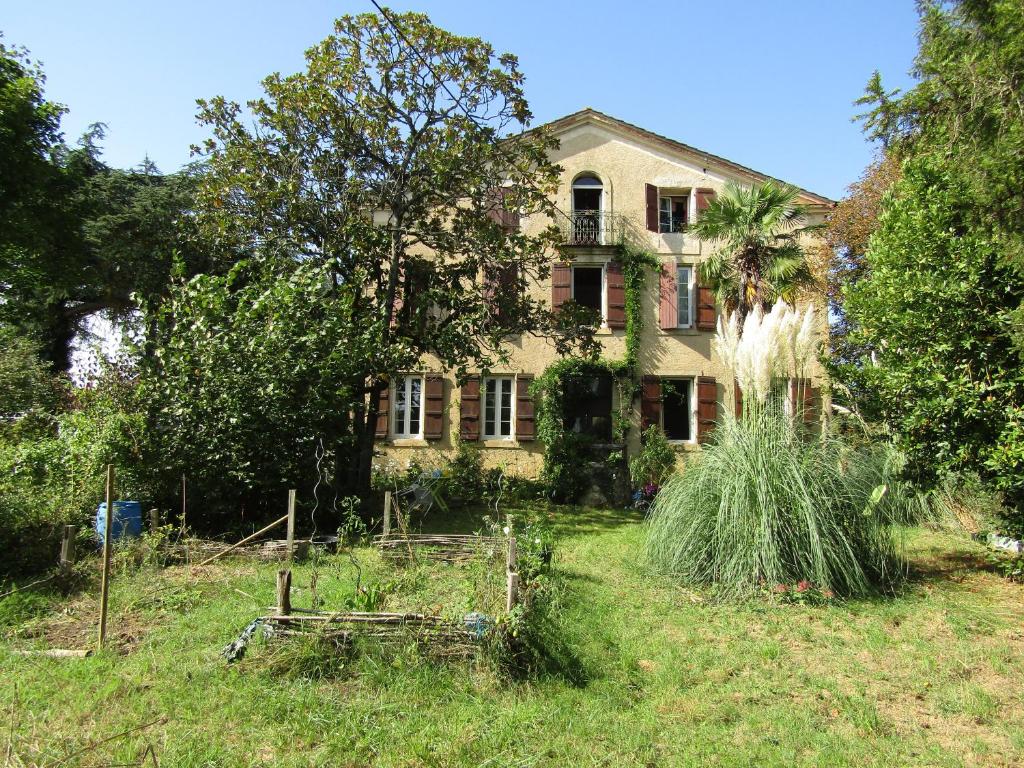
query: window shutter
[
  {"left": 696, "top": 376, "right": 717, "bottom": 444},
  {"left": 696, "top": 279, "right": 716, "bottom": 331},
  {"left": 659, "top": 264, "right": 678, "bottom": 330},
  {"left": 641, "top": 376, "right": 662, "bottom": 435},
  {"left": 790, "top": 377, "right": 817, "bottom": 425},
  {"left": 734, "top": 380, "right": 743, "bottom": 419},
  {"left": 606, "top": 261, "right": 626, "bottom": 328},
  {"left": 424, "top": 375, "right": 444, "bottom": 440},
  {"left": 695, "top": 187, "right": 716, "bottom": 218},
  {"left": 645, "top": 183, "right": 659, "bottom": 232},
  {"left": 515, "top": 374, "right": 535, "bottom": 441},
  {"left": 375, "top": 383, "right": 390, "bottom": 438},
  {"left": 459, "top": 376, "right": 480, "bottom": 441},
  {"left": 551, "top": 262, "right": 571, "bottom": 312},
  {"left": 488, "top": 187, "right": 520, "bottom": 231},
  {"left": 390, "top": 260, "right": 406, "bottom": 329}
]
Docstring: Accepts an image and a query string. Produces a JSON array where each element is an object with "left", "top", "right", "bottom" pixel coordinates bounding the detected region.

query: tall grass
[{"left": 646, "top": 407, "right": 910, "bottom": 597}]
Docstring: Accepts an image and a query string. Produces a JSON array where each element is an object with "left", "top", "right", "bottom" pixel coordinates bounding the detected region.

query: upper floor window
[
  {"left": 677, "top": 266, "right": 694, "bottom": 328},
  {"left": 392, "top": 376, "right": 423, "bottom": 438},
  {"left": 572, "top": 174, "right": 603, "bottom": 212},
  {"left": 659, "top": 195, "right": 689, "bottom": 233},
  {"left": 483, "top": 376, "right": 514, "bottom": 439},
  {"left": 572, "top": 265, "right": 604, "bottom": 317}
]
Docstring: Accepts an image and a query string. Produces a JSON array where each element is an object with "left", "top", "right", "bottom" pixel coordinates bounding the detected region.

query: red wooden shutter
[
  {"left": 641, "top": 376, "right": 662, "bottom": 435},
  {"left": 606, "top": 261, "right": 626, "bottom": 328},
  {"left": 459, "top": 376, "right": 480, "bottom": 441},
  {"left": 695, "top": 188, "right": 716, "bottom": 218},
  {"left": 375, "top": 383, "right": 390, "bottom": 438},
  {"left": 515, "top": 374, "right": 535, "bottom": 441},
  {"left": 696, "top": 279, "right": 716, "bottom": 331},
  {"left": 645, "top": 183, "right": 659, "bottom": 232},
  {"left": 659, "top": 264, "right": 678, "bottom": 330},
  {"left": 424, "top": 375, "right": 444, "bottom": 440},
  {"left": 551, "top": 262, "right": 571, "bottom": 312},
  {"left": 696, "top": 376, "right": 717, "bottom": 444},
  {"left": 734, "top": 380, "right": 743, "bottom": 419},
  {"left": 488, "top": 187, "right": 520, "bottom": 231}
]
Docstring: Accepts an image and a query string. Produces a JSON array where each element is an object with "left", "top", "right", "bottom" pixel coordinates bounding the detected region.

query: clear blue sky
[{"left": 4, "top": 1, "right": 920, "bottom": 201}]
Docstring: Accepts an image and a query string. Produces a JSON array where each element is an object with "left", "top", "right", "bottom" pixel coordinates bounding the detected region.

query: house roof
[{"left": 534, "top": 108, "right": 836, "bottom": 208}]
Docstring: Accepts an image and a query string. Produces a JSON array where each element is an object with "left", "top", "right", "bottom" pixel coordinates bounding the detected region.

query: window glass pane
[
  {"left": 500, "top": 379, "right": 512, "bottom": 436},
  {"left": 573, "top": 267, "right": 603, "bottom": 313},
  {"left": 563, "top": 374, "right": 613, "bottom": 440},
  {"left": 484, "top": 379, "right": 496, "bottom": 436},
  {"left": 409, "top": 378, "right": 421, "bottom": 435},
  {"left": 394, "top": 377, "right": 407, "bottom": 435},
  {"left": 678, "top": 267, "right": 691, "bottom": 326},
  {"left": 671, "top": 197, "right": 687, "bottom": 232},
  {"left": 662, "top": 379, "right": 692, "bottom": 441}
]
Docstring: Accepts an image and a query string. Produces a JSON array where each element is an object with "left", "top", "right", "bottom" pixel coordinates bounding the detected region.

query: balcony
[{"left": 558, "top": 210, "right": 626, "bottom": 247}]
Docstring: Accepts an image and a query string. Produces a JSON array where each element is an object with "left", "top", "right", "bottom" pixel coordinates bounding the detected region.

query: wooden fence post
[
  {"left": 506, "top": 535, "right": 517, "bottom": 572},
  {"left": 383, "top": 491, "right": 392, "bottom": 538},
  {"left": 149, "top": 509, "right": 160, "bottom": 533},
  {"left": 276, "top": 569, "right": 292, "bottom": 615},
  {"left": 97, "top": 464, "right": 115, "bottom": 651},
  {"left": 286, "top": 489, "right": 296, "bottom": 561},
  {"left": 506, "top": 571, "right": 519, "bottom": 613},
  {"left": 59, "top": 525, "right": 76, "bottom": 570}
]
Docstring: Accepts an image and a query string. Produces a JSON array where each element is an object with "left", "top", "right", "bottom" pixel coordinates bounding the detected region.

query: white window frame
[
  {"left": 660, "top": 377, "right": 697, "bottom": 444},
  {"left": 571, "top": 263, "right": 607, "bottom": 325},
  {"left": 392, "top": 375, "right": 425, "bottom": 438},
  {"left": 677, "top": 265, "right": 694, "bottom": 329},
  {"left": 482, "top": 376, "right": 516, "bottom": 440}
]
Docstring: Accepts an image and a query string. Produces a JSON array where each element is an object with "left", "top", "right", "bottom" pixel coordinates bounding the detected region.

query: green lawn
[{"left": 1, "top": 508, "right": 1023, "bottom": 767}]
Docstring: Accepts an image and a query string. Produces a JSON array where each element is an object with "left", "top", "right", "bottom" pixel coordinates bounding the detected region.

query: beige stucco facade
[{"left": 377, "top": 109, "right": 833, "bottom": 478}]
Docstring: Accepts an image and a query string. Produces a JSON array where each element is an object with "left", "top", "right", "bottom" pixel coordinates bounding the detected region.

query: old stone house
[{"left": 374, "top": 108, "right": 834, "bottom": 482}]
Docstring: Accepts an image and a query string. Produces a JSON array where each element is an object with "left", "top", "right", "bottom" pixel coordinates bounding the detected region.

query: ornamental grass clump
[{"left": 646, "top": 301, "right": 909, "bottom": 598}]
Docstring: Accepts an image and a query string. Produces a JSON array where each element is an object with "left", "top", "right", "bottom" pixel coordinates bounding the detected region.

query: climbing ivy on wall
[{"left": 533, "top": 245, "right": 658, "bottom": 502}]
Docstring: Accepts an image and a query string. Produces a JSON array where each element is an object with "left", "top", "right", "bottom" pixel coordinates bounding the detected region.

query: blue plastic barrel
[{"left": 95, "top": 501, "right": 143, "bottom": 541}]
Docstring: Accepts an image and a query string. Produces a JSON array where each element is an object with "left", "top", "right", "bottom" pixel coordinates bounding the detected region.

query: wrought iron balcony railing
[{"left": 558, "top": 210, "right": 626, "bottom": 247}]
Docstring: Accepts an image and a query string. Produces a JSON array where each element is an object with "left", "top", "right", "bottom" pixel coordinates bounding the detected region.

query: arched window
[{"left": 571, "top": 174, "right": 603, "bottom": 213}]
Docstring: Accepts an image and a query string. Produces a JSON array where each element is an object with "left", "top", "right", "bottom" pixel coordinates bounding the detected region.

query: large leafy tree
[
  {"left": 692, "top": 181, "right": 818, "bottom": 325},
  {"left": 154, "top": 10, "right": 590, "bottom": 506},
  {"left": 1, "top": 39, "right": 208, "bottom": 372},
  {"left": 838, "top": 0, "right": 1024, "bottom": 531}
]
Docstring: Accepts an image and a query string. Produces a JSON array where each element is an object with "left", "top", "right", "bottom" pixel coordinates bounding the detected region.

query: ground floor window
[
  {"left": 564, "top": 373, "right": 613, "bottom": 440},
  {"left": 483, "top": 376, "right": 514, "bottom": 439},
  {"left": 661, "top": 378, "right": 693, "bottom": 441},
  {"left": 393, "top": 375, "right": 423, "bottom": 437}
]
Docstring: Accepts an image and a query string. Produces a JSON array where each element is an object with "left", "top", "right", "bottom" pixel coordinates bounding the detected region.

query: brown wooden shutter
[
  {"left": 551, "top": 262, "right": 571, "bottom": 312},
  {"left": 645, "top": 183, "right": 659, "bottom": 232},
  {"left": 734, "top": 380, "right": 743, "bottom": 419},
  {"left": 459, "top": 376, "right": 480, "bottom": 441},
  {"left": 641, "top": 376, "right": 662, "bottom": 435},
  {"left": 790, "top": 377, "right": 817, "bottom": 425},
  {"left": 515, "top": 374, "right": 535, "bottom": 441},
  {"left": 696, "top": 279, "right": 716, "bottom": 331},
  {"left": 424, "top": 375, "right": 444, "bottom": 440},
  {"left": 659, "top": 264, "right": 678, "bottom": 330},
  {"left": 696, "top": 376, "right": 717, "bottom": 444},
  {"left": 374, "top": 383, "right": 390, "bottom": 438},
  {"left": 695, "top": 187, "right": 716, "bottom": 218},
  {"left": 606, "top": 260, "right": 626, "bottom": 328},
  {"left": 488, "top": 187, "right": 520, "bottom": 231}
]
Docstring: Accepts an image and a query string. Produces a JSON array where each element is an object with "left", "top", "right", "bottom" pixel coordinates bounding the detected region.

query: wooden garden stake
[
  {"left": 506, "top": 571, "right": 519, "bottom": 612},
  {"left": 276, "top": 569, "right": 292, "bottom": 615},
  {"left": 149, "top": 509, "right": 160, "bottom": 533},
  {"left": 194, "top": 513, "right": 289, "bottom": 567},
  {"left": 59, "top": 525, "right": 76, "bottom": 570},
  {"left": 383, "top": 491, "right": 392, "bottom": 538},
  {"left": 98, "top": 464, "right": 115, "bottom": 651},
  {"left": 286, "top": 489, "right": 296, "bottom": 561},
  {"left": 506, "top": 535, "right": 517, "bottom": 572}
]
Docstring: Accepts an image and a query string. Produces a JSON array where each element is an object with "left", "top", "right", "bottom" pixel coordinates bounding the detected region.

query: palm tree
[{"left": 692, "top": 181, "right": 818, "bottom": 326}]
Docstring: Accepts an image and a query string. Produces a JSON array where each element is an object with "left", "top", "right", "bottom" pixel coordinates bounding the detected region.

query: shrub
[
  {"left": 630, "top": 426, "right": 676, "bottom": 488},
  {"left": 646, "top": 407, "right": 912, "bottom": 598}
]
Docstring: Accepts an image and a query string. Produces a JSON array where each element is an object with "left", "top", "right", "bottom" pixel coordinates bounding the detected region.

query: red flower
[
  {"left": 822, "top": 589, "right": 834, "bottom": 600},
  {"left": 796, "top": 580, "right": 811, "bottom": 593},
  {"left": 773, "top": 583, "right": 788, "bottom": 594}
]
